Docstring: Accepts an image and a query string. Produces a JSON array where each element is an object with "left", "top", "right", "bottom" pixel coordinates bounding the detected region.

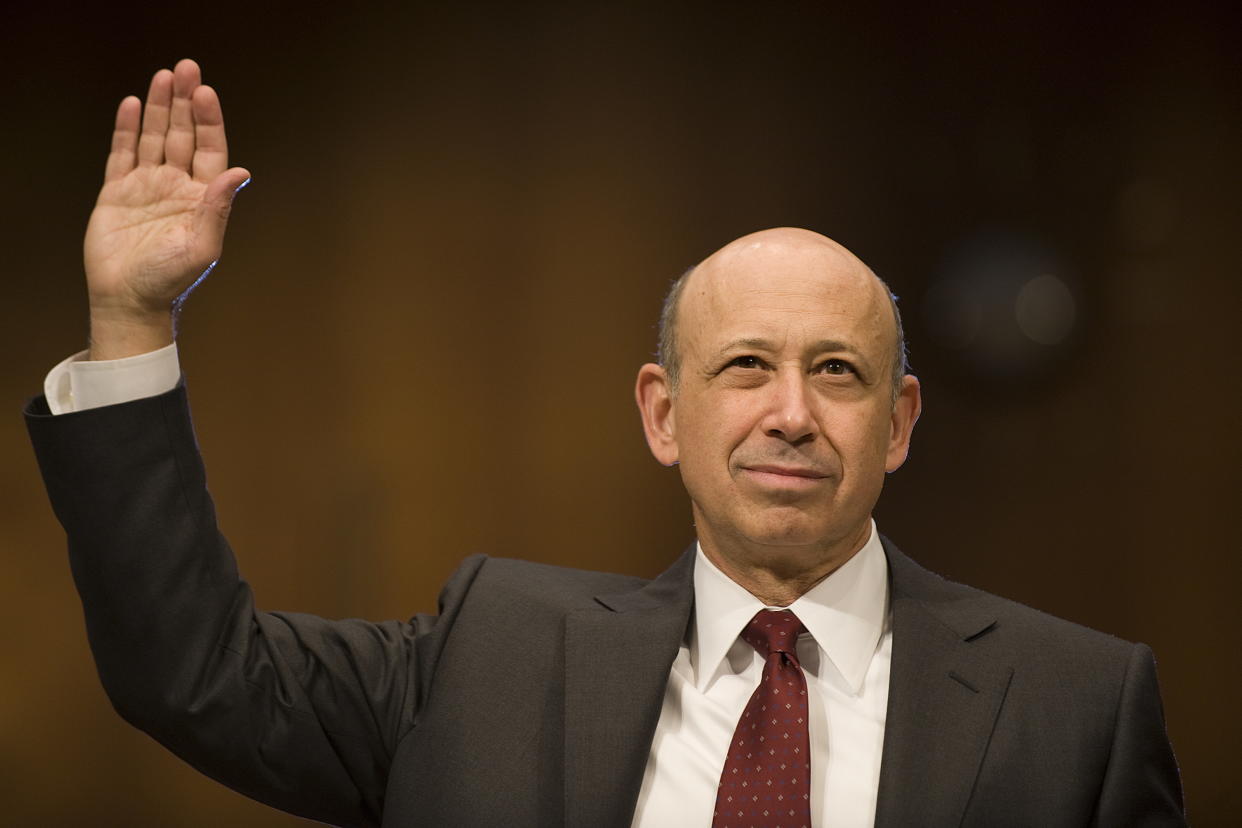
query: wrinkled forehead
[{"left": 681, "top": 236, "right": 893, "bottom": 358}]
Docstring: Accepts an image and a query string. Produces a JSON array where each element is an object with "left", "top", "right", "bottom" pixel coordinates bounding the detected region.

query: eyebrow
[{"left": 712, "top": 337, "right": 870, "bottom": 363}]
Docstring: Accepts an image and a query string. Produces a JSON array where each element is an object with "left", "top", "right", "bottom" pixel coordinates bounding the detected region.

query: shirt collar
[{"left": 690, "top": 520, "right": 889, "bottom": 696}]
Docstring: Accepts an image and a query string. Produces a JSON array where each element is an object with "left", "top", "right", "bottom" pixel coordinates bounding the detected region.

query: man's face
[{"left": 638, "top": 229, "right": 920, "bottom": 567}]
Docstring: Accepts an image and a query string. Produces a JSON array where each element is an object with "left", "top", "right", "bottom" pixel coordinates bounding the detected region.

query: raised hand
[{"left": 83, "top": 59, "right": 251, "bottom": 359}]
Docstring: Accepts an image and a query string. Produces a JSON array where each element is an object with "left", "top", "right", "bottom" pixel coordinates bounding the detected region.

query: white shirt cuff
[{"left": 44, "top": 343, "right": 182, "bottom": 415}]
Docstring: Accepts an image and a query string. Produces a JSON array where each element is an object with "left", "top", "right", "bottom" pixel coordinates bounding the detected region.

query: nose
[{"left": 760, "top": 369, "right": 817, "bottom": 445}]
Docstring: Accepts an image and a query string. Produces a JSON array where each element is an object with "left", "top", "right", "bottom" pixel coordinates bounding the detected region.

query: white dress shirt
[
  {"left": 632, "top": 531, "right": 891, "bottom": 828},
  {"left": 44, "top": 346, "right": 893, "bottom": 826}
]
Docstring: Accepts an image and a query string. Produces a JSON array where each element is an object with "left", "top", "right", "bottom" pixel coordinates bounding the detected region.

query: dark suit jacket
[{"left": 26, "top": 385, "right": 1184, "bottom": 827}]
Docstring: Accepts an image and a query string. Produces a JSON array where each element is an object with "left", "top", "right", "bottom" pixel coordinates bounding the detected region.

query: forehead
[{"left": 680, "top": 235, "right": 892, "bottom": 358}]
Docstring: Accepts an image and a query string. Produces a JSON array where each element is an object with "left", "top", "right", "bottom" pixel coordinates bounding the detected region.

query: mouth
[{"left": 739, "top": 464, "right": 831, "bottom": 490}]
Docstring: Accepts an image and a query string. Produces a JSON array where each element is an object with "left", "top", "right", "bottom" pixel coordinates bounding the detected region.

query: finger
[
  {"left": 190, "top": 85, "right": 230, "bottom": 182},
  {"left": 203, "top": 167, "right": 252, "bottom": 211},
  {"left": 165, "top": 59, "right": 202, "bottom": 172},
  {"left": 103, "top": 96, "right": 141, "bottom": 183},
  {"left": 195, "top": 166, "right": 252, "bottom": 260},
  {"left": 137, "top": 68, "right": 173, "bottom": 167}
]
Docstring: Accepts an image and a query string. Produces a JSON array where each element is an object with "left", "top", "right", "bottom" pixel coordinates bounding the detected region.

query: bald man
[
  {"left": 27, "top": 61, "right": 1183, "bottom": 827},
  {"left": 636, "top": 228, "right": 920, "bottom": 606}
]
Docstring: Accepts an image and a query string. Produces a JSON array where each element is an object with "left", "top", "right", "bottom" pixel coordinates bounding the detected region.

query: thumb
[
  {"left": 197, "top": 166, "right": 252, "bottom": 251},
  {"left": 204, "top": 167, "right": 252, "bottom": 217}
]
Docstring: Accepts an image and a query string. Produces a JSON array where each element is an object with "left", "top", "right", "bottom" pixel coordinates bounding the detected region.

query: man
[{"left": 27, "top": 60, "right": 1184, "bottom": 826}]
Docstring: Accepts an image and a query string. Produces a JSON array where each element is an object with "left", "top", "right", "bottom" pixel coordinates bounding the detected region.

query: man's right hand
[{"left": 83, "top": 59, "right": 250, "bottom": 360}]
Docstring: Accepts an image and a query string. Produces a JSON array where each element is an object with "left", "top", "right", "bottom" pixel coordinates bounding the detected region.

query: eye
[
  {"left": 816, "top": 358, "right": 855, "bottom": 375},
  {"left": 727, "top": 355, "right": 763, "bottom": 370}
]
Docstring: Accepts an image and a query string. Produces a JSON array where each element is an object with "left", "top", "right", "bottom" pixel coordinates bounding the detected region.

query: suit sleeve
[
  {"left": 25, "top": 384, "right": 480, "bottom": 828},
  {"left": 1092, "top": 643, "right": 1186, "bottom": 827}
]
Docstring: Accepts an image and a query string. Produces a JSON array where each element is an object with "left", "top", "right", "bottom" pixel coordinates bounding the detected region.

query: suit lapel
[
  {"left": 873, "top": 540, "right": 1013, "bottom": 828},
  {"left": 563, "top": 548, "right": 695, "bottom": 828}
]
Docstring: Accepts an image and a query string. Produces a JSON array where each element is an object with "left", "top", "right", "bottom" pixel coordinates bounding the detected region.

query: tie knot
[{"left": 740, "top": 609, "right": 806, "bottom": 660}]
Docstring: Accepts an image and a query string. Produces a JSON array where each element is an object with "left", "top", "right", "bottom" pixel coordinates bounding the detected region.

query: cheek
[
  {"left": 822, "top": 405, "right": 894, "bottom": 468},
  {"left": 673, "top": 400, "right": 754, "bottom": 493},
  {"left": 678, "top": 398, "right": 753, "bottom": 458},
  {"left": 714, "top": 397, "right": 766, "bottom": 446}
]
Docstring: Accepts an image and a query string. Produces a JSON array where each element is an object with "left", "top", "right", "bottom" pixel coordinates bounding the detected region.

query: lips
[
  {"left": 743, "top": 464, "right": 829, "bottom": 479},
  {"left": 739, "top": 464, "right": 832, "bottom": 491}
]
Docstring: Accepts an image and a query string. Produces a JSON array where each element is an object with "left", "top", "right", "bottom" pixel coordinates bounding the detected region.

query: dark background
[{"left": 3, "top": 1, "right": 1238, "bottom": 825}]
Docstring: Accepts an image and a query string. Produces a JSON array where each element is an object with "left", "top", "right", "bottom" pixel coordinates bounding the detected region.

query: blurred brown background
[{"left": 2, "top": 1, "right": 1238, "bottom": 825}]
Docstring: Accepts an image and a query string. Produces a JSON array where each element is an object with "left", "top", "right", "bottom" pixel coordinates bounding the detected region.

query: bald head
[{"left": 657, "top": 228, "right": 908, "bottom": 401}]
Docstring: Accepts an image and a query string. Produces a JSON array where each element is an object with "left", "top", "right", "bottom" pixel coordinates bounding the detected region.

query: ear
[
  {"left": 635, "top": 363, "right": 679, "bottom": 466},
  {"left": 885, "top": 374, "right": 922, "bottom": 472}
]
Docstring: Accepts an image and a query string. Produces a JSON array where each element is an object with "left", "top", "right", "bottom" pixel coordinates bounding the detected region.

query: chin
[
  {"left": 740, "top": 503, "right": 868, "bottom": 553},
  {"left": 742, "top": 516, "right": 835, "bottom": 549}
]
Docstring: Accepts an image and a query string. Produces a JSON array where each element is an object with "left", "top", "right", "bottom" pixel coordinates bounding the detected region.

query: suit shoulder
[
  {"left": 961, "top": 578, "right": 1135, "bottom": 659},
  {"left": 456, "top": 553, "right": 650, "bottom": 611},
  {"left": 884, "top": 537, "right": 1138, "bottom": 661}
]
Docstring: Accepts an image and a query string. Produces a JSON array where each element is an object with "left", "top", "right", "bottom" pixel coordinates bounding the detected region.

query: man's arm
[
  {"left": 27, "top": 385, "right": 449, "bottom": 826},
  {"left": 27, "top": 61, "right": 453, "bottom": 826},
  {"left": 1093, "top": 643, "right": 1185, "bottom": 827}
]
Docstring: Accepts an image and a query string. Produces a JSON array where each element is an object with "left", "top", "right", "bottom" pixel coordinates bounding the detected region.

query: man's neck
[{"left": 696, "top": 521, "right": 873, "bottom": 606}]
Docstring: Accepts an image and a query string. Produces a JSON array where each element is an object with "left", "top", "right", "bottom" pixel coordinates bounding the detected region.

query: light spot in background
[
  {"left": 1016, "top": 274, "right": 1076, "bottom": 345},
  {"left": 921, "top": 229, "right": 1083, "bottom": 387}
]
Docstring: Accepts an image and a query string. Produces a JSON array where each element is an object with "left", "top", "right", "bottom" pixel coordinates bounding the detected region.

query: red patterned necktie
[{"left": 713, "top": 609, "right": 812, "bottom": 828}]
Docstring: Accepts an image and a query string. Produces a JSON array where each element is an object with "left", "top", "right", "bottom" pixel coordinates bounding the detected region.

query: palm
[
  {"left": 87, "top": 166, "right": 213, "bottom": 307},
  {"left": 85, "top": 60, "right": 250, "bottom": 316}
]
